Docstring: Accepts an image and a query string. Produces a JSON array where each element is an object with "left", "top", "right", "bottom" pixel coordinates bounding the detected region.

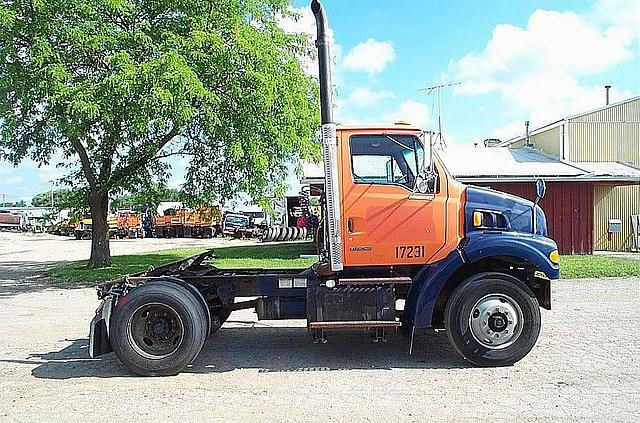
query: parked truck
[
  {"left": 114, "top": 210, "right": 144, "bottom": 239},
  {"left": 89, "top": 1, "right": 559, "bottom": 376},
  {"left": 74, "top": 214, "right": 95, "bottom": 239},
  {"left": 154, "top": 207, "right": 222, "bottom": 238}
]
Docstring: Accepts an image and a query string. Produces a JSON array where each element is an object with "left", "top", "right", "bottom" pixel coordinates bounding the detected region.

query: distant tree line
[{"left": 29, "top": 184, "right": 182, "bottom": 215}]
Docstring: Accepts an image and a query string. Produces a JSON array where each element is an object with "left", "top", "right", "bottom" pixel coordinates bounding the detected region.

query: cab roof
[{"left": 336, "top": 122, "right": 423, "bottom": 132}]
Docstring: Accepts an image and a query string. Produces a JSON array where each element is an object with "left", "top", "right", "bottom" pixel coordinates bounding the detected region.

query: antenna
[{"left": 420, "top": 82, "right": 461, "bottom": 149}]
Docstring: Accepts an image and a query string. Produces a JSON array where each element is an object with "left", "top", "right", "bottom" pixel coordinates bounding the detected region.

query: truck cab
[{"left": 336, "top": 124, "right": 464, "bottom": 267}]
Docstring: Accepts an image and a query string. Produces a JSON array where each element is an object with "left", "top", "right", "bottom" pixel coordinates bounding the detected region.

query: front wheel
[
  {"left": 110, "top": 282, "right": 208, "bottom": 376},
  {"left": 444, "top": 272, "right": 541, "bottom": 367}
]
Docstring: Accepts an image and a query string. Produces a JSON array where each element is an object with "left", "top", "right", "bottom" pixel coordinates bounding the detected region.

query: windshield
[{"left": 225, "top": 216, "right": 249, "bottom": 226}]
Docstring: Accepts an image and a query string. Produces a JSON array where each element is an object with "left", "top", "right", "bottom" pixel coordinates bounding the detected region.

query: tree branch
[
  {"left": 99, "top": 121, "right": 120, "bottom": 181},
  {"left": 109, "top": 126, "right": 179, "bottom": 185},
  {"left": 70, "top": 138, "right": 98, "bottom": 188}
]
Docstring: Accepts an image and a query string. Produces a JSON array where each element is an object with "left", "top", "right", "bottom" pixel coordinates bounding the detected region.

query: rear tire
[
  {"left": 444, "top": 272, "right": 541, "bottom": 367},
  {"left": 110, "top": 282, "right": 208, "bottom": 376}
]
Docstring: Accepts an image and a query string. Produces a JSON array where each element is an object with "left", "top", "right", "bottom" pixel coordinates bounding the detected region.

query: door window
[{"left": 350, "top": 135, "right": 423, "bottom": 189}]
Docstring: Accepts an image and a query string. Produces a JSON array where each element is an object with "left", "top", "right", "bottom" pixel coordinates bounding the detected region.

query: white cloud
[
  {"left": 383, "top": 100, "right": 431, "bottom": 128},
  {"left": 278, "top": 6, "right": 342, "bottom": 80},
  {"left": 343, "top": 39, "right": 395, "bottom": 75},
  {"left": 448, "top": 8, "right": 636, "bottom": 137},
  {"left": 453, "top": 10, "right": 632, "bottom": 90},
  {"left": 346, "top": 87, "right": 394, "bottom": 107},
  {"left": 594, "top": 0, "right": 640, "bottom": 36}
]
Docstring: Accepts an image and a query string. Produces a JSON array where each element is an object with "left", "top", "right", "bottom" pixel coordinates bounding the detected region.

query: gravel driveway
[{"left": 0, "top": 232, "right": 639, "bottom": 422}]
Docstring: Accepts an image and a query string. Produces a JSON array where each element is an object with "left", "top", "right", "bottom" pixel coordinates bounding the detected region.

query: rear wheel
[
  {"left": 444, "top": 272, "right": 541, "bottom": 367},
  {"left": 110, "top": 282, "right": 208, "bottom": 376}
]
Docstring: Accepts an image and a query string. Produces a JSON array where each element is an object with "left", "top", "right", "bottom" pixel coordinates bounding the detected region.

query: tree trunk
[{"left": 88, "top": 188, "right": 112, "bottom": 268}]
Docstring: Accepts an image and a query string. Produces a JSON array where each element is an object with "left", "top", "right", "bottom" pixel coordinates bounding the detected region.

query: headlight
[
  {"left": 549, "top": 249, "right": 560, "bottom": 264},
  {"left": 473, "top": 209, "right": 508, "bottom": 229},
  {"left": 473, "top": 211, "right": 483, "bottom": 227}
]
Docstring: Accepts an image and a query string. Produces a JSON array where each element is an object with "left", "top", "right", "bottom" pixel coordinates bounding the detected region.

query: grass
[
  {"left": 559, "top": 254, "right": 640, "bottom": 279},
  {"left": 45, "top": 243, "right": 639, "bottom": 288},
  {"left": 46, "top": 242, "right": 317, "bottom": 288}
]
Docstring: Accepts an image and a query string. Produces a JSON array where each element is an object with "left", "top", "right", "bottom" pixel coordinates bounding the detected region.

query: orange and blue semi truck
[{"left": 89, "top": 0, "right": 560, "bottom": 376}]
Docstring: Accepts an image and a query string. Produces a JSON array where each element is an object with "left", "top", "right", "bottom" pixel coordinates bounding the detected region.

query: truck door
[{"left": 340, "top": 130, "right": 448, "bottom": 266}]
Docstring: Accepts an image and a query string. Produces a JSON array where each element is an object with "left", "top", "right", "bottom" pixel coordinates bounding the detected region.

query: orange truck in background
[
  {"left": 154, "top": 207, "right": 222, "bottom": 238},
  {"left": 89, "top": 1, "right": 559, "bottom": 376},
  {"left": 74, "top": 211, "right": 143, "bottom": 239},
  {"left": 114, "top": 210, "right": 144, "bottom": 239}
]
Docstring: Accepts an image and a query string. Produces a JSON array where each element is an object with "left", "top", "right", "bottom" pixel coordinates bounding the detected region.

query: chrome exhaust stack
[{"left": 311, "top": 0, "right": 343, "bottom": 271}]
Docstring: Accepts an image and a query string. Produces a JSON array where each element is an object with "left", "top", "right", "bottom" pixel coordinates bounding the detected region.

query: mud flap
[
  {"left": 89, "top": 298, "right": 114, "bottom": 358},
  {"left": 531, "top": 276, "right": 551, "bottom": 310}
]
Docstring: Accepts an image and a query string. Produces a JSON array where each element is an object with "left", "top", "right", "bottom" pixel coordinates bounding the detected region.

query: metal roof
[
  {"left": 442, "top": 146, "right": 583, "bottom": 179},
  {"left": 575, "top": 161, "right": 640, "bottom": 179},
  {"left": 443, "top": 146, "right": 640, "bottom": 183}
]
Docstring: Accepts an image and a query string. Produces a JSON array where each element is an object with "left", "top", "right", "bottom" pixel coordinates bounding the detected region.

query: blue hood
[{"left": 465, "top": 185, "right": 547, "bottom": 236}]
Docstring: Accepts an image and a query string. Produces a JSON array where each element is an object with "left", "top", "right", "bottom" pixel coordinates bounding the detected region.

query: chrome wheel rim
[
  {"left": 469, "top": 294, "right": 524, "bottom": 349},
  {"left": 127, "top": 303, "right": 184, "bottom": 360}
]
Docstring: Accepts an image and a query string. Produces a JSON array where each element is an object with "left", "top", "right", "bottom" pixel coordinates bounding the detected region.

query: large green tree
[
  {"left": 31, "top": 188, "right": 88, "bottom": 210},
  {"left": 0, "top": 0, "right": 320, "bottom": 267}
]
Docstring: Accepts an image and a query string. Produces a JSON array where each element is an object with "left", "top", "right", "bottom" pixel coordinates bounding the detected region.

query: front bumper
[{"left": 89, "top": 298, "right": 114, "bottom": 358}]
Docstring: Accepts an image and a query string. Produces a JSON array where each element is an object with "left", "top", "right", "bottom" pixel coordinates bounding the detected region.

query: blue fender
[
  {"left": 462, "top": 232, "right": 560, "bottom": 279},
  {"left": 404, "top": 249, "right": 465, "bottom": 328},
  {"left": 404, "top": 232, "right": 560, "bottom": 328}
]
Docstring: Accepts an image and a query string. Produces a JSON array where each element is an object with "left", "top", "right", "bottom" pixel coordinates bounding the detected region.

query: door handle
[{"left": 347, "top": 218, "right": 354, "bottom": 233}]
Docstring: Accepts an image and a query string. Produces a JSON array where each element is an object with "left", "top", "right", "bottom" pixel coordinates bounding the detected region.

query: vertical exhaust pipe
[
  {"left": 311, "top": 0, "right": 333, "bottom": 125},
  {"left": 311, "top": 0, "right": 343, "bottom": 271},
  {"left": 605, "top": 85, "right": 611, "bottom": 105}
]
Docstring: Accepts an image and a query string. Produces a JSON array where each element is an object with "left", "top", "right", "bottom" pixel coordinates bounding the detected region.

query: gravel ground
[{"left": 0, "top": 232, "right": 639, "bottom": 422}]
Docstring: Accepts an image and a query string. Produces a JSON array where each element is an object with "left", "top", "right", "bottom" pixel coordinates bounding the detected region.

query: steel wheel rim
[
  {"left": 127, "top": 303, "right": 184, "bottom": 360},
  {"left": 468, "top": 293, "right": 524, "bottom": 350}
]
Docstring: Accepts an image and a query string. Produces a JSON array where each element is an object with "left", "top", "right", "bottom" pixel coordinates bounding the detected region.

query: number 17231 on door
[{"left": 395, "top": 245, "right": 425, "bottom": 259}]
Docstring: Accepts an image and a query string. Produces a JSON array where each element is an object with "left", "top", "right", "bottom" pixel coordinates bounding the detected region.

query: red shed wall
[{"left": 473, "top": 182, "right": 594, "bottom": 254}]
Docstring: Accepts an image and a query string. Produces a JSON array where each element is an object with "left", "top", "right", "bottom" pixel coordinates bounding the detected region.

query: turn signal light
[
  {"left": 473, "top": 211, "right": 483, "bottom": 227},
  {"left": 549, "top": 250, "right": 560, "bottom": 264}
]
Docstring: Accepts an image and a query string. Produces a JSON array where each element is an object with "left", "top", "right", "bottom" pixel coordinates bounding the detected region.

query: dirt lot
[{"left": 0, "top": 232, "right": 639, "bottom": 422}]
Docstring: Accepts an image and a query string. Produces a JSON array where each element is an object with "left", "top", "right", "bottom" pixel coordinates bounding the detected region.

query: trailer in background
[{"left": 0, "top": 211, "right": 25, "bottom": 230}]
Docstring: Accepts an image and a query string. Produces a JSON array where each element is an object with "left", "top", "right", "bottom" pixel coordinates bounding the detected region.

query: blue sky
[{"left": 2, "top": 0, "right": 639, "bottom": 204}]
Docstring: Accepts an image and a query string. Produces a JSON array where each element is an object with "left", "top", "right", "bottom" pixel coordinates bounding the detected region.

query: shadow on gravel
[
  {"left": 25, "top": 327, "right": 468, "bottom": 379},
  {"left": 0, "top": 260, "right": 93, "bottom": 298},
  {"left": 0, "top": 261, "right": 59, "bottom": 297}
]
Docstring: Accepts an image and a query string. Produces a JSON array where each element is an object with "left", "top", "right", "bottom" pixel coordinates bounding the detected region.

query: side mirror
[
  {"left": 532, "top": 178, "right": 546, "bottom": 234},
  {"left": 415, "top": 170, "right": 437, "bottom": 194},
  {"left": 535, "top": 178, "right": 546, "bottom": 203}
]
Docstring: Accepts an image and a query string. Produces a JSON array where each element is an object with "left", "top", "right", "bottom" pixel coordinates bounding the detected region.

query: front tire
[
  {"left": 110, "top": 282, "right": 208, "bottom": 376},
  {"left": 444, "top": 272, "right": 541, "bottom": 367}
]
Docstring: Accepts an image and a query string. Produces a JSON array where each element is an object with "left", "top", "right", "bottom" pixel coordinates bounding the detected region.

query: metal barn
[{"left": 501, "top": 96, "right": 640, "bottom": 251}]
